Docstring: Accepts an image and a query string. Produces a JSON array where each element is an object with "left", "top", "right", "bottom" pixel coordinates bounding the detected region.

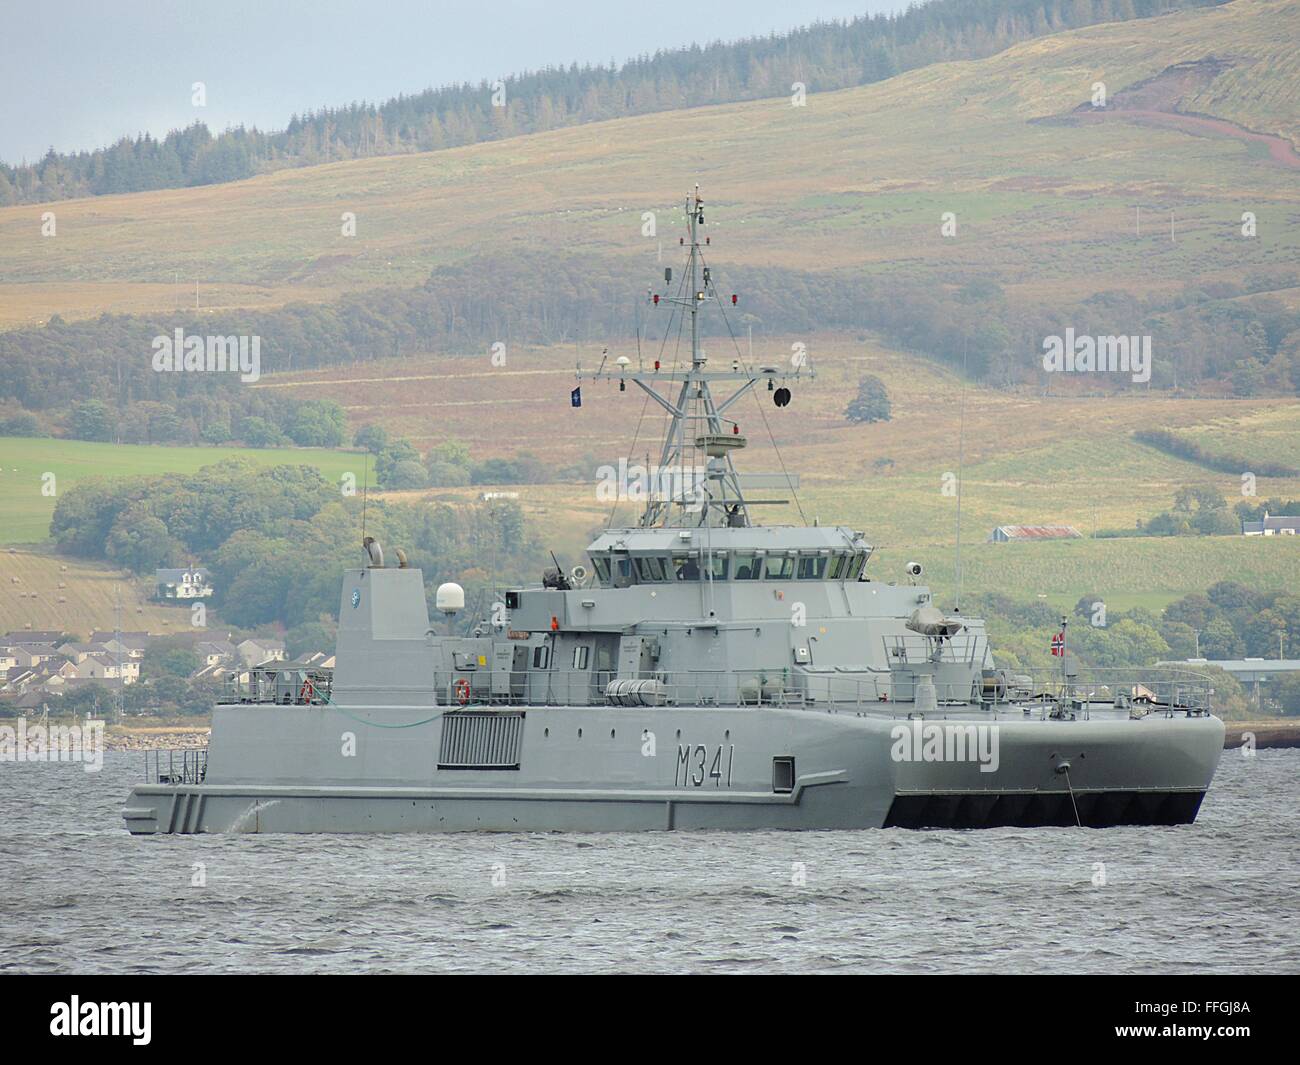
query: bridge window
[
  {"left": 611, "top": 555, "right": 636, "bottom": 587},
  {"left": 706, "top": 553, "right": 728, "bottom": 581},
  {"left": 532, "top": 646, "right": 550, "bottom": 669},
  {"left": 672, "top": 554, "right": 701, "bottom": 581},
  {"left": 733, "top": 553, "right": 760, "bottom": 580},
  {"left": 592, "top": 556, "right": 611, "bottom": 585},
  {"left": 764, "top": 554, "right": 795, "bottom": 580},
  {"left": 828, "top": 554, "right": 847, "bottom": 580},
  {"left": 636, "top": 556, "right": 668, "bottom": 582},
  {"left": 573, "top": 645, "right": 590, "bottom": 670},
  {"left": 797, "top": 555, "right": 826, "bottom": 580}
]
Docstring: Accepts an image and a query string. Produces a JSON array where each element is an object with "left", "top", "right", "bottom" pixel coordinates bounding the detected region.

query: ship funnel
[{"left": 363, "top": 536, "right": 384, "bottom": 568}]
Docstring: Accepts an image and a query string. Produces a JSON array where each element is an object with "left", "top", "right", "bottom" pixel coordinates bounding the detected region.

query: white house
[
  {"left": 195, "top": 640, "right": 238, "bottom": 667},
  {"left": 76, "top": 654, "right": 139, "bottom": 685},
  {"left": 1241, "top": 512, "right": 1300, "bottom": 536},
  {"left": 237, "top": 638, "right": 286, "bottom": 667},
  {"left": 155, "top": 567, "right": 214, "bottom": 600}
]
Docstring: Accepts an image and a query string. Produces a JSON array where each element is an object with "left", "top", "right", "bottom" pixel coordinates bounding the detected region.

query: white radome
[{"left": 435, "top": 582, "right": 465, "bottom": 613}]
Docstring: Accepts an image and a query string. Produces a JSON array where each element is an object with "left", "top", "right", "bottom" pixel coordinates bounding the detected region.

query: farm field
[
  {"left": 0, "top": 436, "right": 363, "bottom": 544},
  {"left": 4, "top": 329, "right": 1295, "bottom": 616},
  {"left": 0, "top": 547, "right": 198, "bottom": 636},
  {"left": 269, "top": 331, "right": 1300, "bottom": 612},
  {"left": 0, "top": 0, "right": 1296, "bottom": 326}
]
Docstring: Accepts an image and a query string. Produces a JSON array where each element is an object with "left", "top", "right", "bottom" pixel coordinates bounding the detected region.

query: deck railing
[
  {"left": 145, "top": 747, "right": 207, "bottom": 785},
  {"left": 208, "top": 662, "right": 1213, "bottom": 718},
  {"left": 421, "top": 665, "right": 1216, "bottom": 718},
  {"left": 219, "top": 666, "right": 333, "bottom": 706}
]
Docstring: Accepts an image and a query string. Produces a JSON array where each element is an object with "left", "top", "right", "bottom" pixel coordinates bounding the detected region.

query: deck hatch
[{"left": 438, "top": 711, "right": 525, "bottom": 770}]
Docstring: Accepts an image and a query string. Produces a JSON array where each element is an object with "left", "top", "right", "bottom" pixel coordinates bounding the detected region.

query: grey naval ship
[{"left": 124, "top": 189, "right": 1224, "bottom": 835}]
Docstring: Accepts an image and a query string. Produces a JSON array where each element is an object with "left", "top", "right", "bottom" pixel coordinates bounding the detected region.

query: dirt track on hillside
[
  {"left": 1076, "top": 107, "right": 1300, "bottom": 169},
  {"left": 1048, "top": 57, "right": 1300, "bottom": 170}
]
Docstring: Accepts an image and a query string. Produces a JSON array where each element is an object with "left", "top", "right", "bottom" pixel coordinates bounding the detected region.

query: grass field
[
  {"left": 2, "top": 337, "right": 1294, "bottom": 620},
  {"left": 0, "top": 547, "right": 202, "bottom": 637},
  {"left": 0, "top": 0, "right": 1295, "bottom": 326},
  {"left": 254, "top": 331, "right": 1300, "bottom": 612},
  {"left": 0, "top": 437, "right": 363, "bottom": 544}
]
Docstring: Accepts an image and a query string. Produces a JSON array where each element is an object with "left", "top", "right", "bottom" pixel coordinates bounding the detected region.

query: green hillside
[
  {"left": 0, "top": 437, "right": 361, "bottom": 543},
  {"left": 0, "top": 0, "right": 1295, "bottom": 328}
]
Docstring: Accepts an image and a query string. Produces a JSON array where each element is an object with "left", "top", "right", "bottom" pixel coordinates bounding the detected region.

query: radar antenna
[{"left": 575, "top": 186, "right": 812, "bottom": 529}]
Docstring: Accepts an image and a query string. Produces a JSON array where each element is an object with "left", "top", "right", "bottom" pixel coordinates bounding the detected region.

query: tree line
[
  {"left": 0, "top": 0, "right": 1226, "bottom": 204},
  {"left": 1134, "top": 429, "right": 1299, "bottom": 478},
  {"left": 974, "top": 580, "right": 1300, "bottom": 716},
  {"left": 2, "top": 252, "right": 1297, "bottom": 446},
  {"left": 49, "top": 461, "right": 548, "bottom": 634}
]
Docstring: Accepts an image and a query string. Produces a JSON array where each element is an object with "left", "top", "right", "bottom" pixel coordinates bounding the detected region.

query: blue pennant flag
[{"left": 570, "top": 387, "right": 582, "bottom": 408}]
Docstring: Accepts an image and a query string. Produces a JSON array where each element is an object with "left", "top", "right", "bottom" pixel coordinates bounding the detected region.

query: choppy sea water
[{"left": 0, "top": 750, "right": 1296, "bottom": 974}]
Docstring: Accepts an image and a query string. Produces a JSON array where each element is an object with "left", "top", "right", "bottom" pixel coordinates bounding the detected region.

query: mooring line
[{"left": 1062, "top": 765, "right": 1082, "bottom": 828}]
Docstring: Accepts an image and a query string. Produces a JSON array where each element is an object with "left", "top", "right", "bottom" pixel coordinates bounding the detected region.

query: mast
[
  {"left": 689, "top": 187, "right": 700, "bottom": 368},
  {"left": 575, "top": 186, "right": 811, "bottom": 530}
]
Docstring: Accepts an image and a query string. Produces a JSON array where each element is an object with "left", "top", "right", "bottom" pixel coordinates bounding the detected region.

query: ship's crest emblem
[{"left": 351, "top": 589, "right": 361, "bottom": 608}]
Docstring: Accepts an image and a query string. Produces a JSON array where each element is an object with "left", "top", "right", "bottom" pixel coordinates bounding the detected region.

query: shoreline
[{"left": 1222, "top": 721, "right": 1300, "bottom": 750}]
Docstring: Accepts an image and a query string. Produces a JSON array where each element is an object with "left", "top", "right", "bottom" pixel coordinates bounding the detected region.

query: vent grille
[{"left": 438, "top": 711, "right": 524, "bottom": 770}]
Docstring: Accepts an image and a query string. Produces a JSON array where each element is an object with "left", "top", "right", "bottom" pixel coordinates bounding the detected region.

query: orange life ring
[
  {"left": 454, "top": 678, "right": 471, "bottom": 705},
  {"left": 299, "top": 678, "right": 316, "bottom": 703}
]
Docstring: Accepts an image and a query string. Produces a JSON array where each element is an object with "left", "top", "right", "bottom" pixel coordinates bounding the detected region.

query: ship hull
[{"left": 122, "top": 703, "right": 1225, "bottom": 834}]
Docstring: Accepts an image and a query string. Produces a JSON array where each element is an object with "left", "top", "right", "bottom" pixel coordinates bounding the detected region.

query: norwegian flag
[{"left": 1051, "top": 630, "right": 1065, "bottom": 657}]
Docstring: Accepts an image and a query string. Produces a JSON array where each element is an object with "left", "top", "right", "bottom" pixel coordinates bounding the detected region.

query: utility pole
[{"left": 113, "top": 583, "right": 124, "bottom": 724}]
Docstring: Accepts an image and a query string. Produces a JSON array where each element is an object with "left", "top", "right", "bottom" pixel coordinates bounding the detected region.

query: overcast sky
[{"left": 0, "top": 0, "right": 907, "bottom": 164}]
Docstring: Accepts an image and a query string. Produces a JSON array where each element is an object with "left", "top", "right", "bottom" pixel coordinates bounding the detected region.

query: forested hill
[{"left": 0, "top": 0, "right": 1226, "bottom": 205}]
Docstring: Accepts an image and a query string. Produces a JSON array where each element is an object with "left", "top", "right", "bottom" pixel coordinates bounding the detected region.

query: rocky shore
[
  {"left": 1223, "top": 721, "right": 1300, "bottom": 750},
  {"left": 106, "top": 727, "right": 210, "bottom": 752}
]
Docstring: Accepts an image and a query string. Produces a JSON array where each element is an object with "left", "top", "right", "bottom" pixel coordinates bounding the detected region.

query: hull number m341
[{"left": 675, "top": 744, "right": 735, "bottom": 787}]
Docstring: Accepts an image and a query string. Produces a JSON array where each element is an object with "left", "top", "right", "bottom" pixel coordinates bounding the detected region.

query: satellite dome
[
  {"left": 616, "top": 355, "right": 631, "bottom": 366},
  {"left": 435, "top": 582, "right": 465, "bottom": 613}
]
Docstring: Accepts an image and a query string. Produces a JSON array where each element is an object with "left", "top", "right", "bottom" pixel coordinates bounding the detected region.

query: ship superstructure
[{"left": 124, "top": 189, "right": 1224, "bottom": 835}]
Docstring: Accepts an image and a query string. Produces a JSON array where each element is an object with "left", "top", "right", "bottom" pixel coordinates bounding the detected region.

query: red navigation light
[
  {"left": 679, "top": 237, "right": 684, "bottom": 245},
  {"left": 550, "top": 616, "right": 559, "bottom": 631},
  {"left": 706, "top": 237, "right": 711, "bottom": 245},
  {"left": 654, "top": 360, "right": 661, "bottom": 371},
  {"left": 732, "top": 423, "right": 739, "bottom": 435},
  {"left": 652, "top": 294, "right": 659, "bottom": 305},
  {"left": 731, "top": 294, "right": 738, "bottom": 305}
]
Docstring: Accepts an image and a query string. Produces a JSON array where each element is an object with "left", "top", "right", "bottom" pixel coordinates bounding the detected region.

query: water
[{"left": 1, "top": 750, "right": 1296, "bottom": 973}]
